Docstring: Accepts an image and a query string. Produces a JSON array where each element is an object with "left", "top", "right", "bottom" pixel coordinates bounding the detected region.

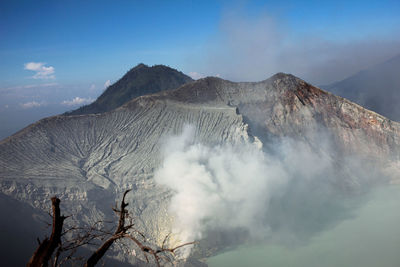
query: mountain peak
[
  {"left": 132, "top": 63, "right": 148, "bottom": 70},
  {"left": 269, "top": 72, "right": 293, "bottom": 79},
  {"left": 138, "top": 72, "right": 322, "bottom": 108},
  {"left": 65, "top": 63, "right": 193, "bottom": 115},
  {"left": 264, "top": 72, "right": 303, "bottom": 84},
  {"left": 130, "top": 63, "right": 185, "bottom": 72}
]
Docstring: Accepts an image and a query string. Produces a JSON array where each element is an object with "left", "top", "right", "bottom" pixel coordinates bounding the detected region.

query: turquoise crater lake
[{"left": 208, "top": 185, "right": 400, "bottom": 267}]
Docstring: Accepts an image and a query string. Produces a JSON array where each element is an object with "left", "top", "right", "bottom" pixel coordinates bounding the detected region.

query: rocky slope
[{"left": 1, "top": 72, "right": 400, "bottom": 265}]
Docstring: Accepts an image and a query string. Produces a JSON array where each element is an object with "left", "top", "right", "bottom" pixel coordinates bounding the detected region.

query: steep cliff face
[{"left": 1, "top": 72, "right": 399, "bottom": 265}]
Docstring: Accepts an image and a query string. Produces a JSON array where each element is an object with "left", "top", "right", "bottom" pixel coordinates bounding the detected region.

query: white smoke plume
[
  {"left": 188, "top": 9, "right": 400, "bottom": 85},
  {"left": 154, "top": 126, "right": 346, "bottom": 255}
]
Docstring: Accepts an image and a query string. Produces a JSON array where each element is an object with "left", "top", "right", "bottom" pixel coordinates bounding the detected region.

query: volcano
[{"left": 1, "top": 67, "right": 399, "bottom": 266}]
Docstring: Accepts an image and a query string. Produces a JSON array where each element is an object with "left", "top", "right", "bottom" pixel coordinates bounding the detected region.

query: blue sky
[
  {"left": 0, "top": 0, "right": 222, "bottom": 85},
  {"left": 0, "top": 0, "right": 400, "bottom": 138}
]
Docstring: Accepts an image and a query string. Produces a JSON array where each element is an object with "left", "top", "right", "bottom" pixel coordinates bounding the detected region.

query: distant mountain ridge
[
  {"left": 65, "top": 63, "right": 193, "bottom": 115},
  {"left": 323, "top": 54, "right": 400, "bottom": 122}
]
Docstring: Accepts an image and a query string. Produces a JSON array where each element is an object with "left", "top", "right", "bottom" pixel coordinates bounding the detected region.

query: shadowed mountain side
[
  {"left": 323, "top": 54, "right": 400, "bottom": 122},
  {"left": 65, "top": 64, "right": 193, "bottom": 115}
]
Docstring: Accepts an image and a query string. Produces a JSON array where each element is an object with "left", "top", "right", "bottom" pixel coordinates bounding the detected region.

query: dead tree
[
  {"left": 84, "top": 189, "right": 196, "bottom": 267},
  {"left": 29, "top": 190, "right": 195, "bottom": 267},
  {"left": 124, "top": 234, "right": 195, "bottom": 267},
  {"left": 84, "top": 189, "right": 132, "bottom": 267},
  {"left": 27, "top": 197, "right": 66, "bottom": 267}
]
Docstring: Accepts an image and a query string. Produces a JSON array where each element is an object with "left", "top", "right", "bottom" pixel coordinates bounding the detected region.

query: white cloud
[
  {"left": 61, "top": 97, "right": 94, "bottom": 106},
  {"left": 24, "top": 62, "right": 55, "bottom": 79},
  {"left": 188, "top": 72, "right": 205, "bottom": 80},
  {"left": 20, "top": 101, "right": 44, "bottom": 109},
  {"left": 89, "top": 84, "right": 96, "bottom": 91},
  {"left": 104, "top": 80, "right": 111, "bottom": 89}
]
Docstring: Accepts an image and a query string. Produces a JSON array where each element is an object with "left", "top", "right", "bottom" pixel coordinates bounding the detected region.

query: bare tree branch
[
  {"left": 124, "top": 234, "right": 196, "bottom": 267},
  {"left": 84, "top": 189, "right": 131, "bottom": 267},
  {"left": 28, "top": 189, "right": 195, "bottom": 267},
  {"left": 27, "top": 197, "right": 66, "bottom": 267}
]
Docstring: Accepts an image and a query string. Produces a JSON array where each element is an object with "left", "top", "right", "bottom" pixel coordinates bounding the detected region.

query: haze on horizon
[{"left": 1, "top": 0, "right": 400, "bottom": 139}]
